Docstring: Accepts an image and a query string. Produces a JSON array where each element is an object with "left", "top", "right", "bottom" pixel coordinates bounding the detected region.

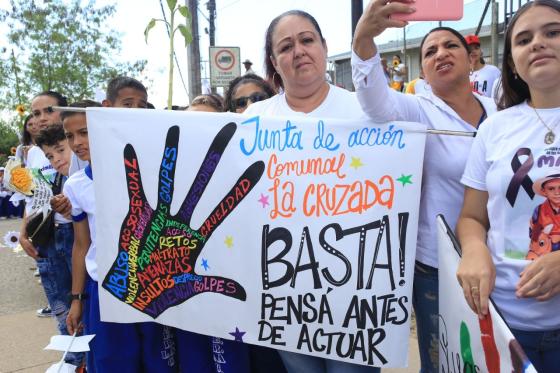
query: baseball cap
[{"left": 465, "top": 34, "right": 480, "bottom": 45}]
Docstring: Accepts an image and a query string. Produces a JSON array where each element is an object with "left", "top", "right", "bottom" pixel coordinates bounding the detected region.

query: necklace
[{"left": 533, "top": 105, "right": 558, "bottom": 145}]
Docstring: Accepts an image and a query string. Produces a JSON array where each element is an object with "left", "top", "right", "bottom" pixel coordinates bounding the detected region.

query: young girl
[{"left": 457, "top": 1, "right": 560, "bottom": 371}]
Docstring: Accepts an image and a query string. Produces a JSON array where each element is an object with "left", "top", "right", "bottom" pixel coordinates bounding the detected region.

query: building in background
[{"left": 328, "top": 0, "right": 528, "bottom": 91}]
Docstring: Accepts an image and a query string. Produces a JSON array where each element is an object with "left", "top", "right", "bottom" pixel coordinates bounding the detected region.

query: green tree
[
  {"left": 0, "top": 118, "right": 21, "bottom": 166},
  {"left": 0, "top": 0, "right": 147, "bottom": 111},
  {"left": 145, "top": 0, "right": 192, "bottom": 110}
]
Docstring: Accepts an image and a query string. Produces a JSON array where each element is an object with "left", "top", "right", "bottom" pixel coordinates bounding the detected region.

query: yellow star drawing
[
  {"left": 350, "top": 156, "right": 364, "bottom": 170},
  {"left": 224, "top": 236, "right": 234, "bottom": 248}
]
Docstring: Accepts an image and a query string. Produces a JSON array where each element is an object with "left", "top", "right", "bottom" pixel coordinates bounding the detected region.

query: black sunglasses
[{"left": 233, "top": 93, "right": 268, "bottom": 110}]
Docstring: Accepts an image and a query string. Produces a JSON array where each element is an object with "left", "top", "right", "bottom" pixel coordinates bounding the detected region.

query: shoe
[
  {"left": 34, "top": 269, "right": 40, "bottom": 277},
  {"left": 36, "top": 306, "right": 52, "bottom": 317}
]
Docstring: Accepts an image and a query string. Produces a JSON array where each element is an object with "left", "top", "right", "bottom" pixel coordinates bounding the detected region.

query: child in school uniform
[
  {"left": 64, "top": 93, "right": 176, "bottom": 372},
  {"left": 35, "top": 123, "right": 84, "bottom": 367}
]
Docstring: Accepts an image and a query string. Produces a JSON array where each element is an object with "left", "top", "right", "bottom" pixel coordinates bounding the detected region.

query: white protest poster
[
  {"left": 88, "top": 107, "right": 426, "bottom": 367},
  {"left": 437, "top": 215, "right": 537, "bottom": 373}
]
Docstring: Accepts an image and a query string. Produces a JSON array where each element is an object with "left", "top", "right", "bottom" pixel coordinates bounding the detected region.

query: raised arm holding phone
[{"left": 352, "top": 1, "right": 497, "bottom": 371}]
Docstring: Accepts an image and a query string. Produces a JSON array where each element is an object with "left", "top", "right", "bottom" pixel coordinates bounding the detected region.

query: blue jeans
[
  {"left": 37, "top": 223, "right": 83, "bottom": 366},
  {"left": 510, "top": 328, "right": 560, "bottom": 373},
  {"left": 412, "top": 261, "right": 439, "bottom": 373},
  {"left": 279, "top": 351, "right": 380, "bottom": 373}
]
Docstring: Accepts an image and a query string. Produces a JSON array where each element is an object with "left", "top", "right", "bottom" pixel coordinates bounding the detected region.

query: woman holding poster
[
  {"left": 351, "top": 1, "right": 497, "bottom": 372},
  {"left": 245, "top": 9, "right": 378, "bottom": 373},
  {"left": 457, "top": 1, "right": 560, "bottom": 372}
]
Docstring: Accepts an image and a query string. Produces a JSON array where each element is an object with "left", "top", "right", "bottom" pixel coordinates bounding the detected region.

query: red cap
[{"left": 465, "top": 34, "right": 480, "bottom": 45}]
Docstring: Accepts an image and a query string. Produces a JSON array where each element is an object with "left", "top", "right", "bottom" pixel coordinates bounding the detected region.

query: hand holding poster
[
  {"left": 89, "top": 108, "right": 427, "bottom": 367},
  {"left": 437, "top": 215, "right": 537, "bottom": 373}
]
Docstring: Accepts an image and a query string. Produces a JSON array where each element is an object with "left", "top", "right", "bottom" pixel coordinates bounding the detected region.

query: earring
[{"left": 514, "top": 72, "right": 518, "bottom": 79}]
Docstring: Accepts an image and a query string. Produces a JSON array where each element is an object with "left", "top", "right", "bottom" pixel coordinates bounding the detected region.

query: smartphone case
[{"left": 391, "top": 0, "right": 463, "bottom": 21}]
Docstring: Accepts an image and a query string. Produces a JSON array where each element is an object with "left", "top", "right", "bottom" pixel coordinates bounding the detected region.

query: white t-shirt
[
  {"left": 462, "top": 101, "right": 560, "bottom": 331},
  {"left": 392, "top": 63, "right": 406, "bottom": 83},
  {"left": 69, "top": 153, "right": 89, "bottom": 176},
  {"left": 352, "top": 51, "right": 497, "bottom": 268},
  {"left": 64, "top": 165, "right": 97, "bottom": 281},
  {"left": 470, "top": 64, "right": 501, "bottom": 98},
  {"left": 245, "top": 84, "right": 365, "bottom": 119}
]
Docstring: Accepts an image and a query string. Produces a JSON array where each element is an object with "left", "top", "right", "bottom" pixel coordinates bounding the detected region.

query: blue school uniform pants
[{"left": 84, "top": 275, "right": 177, "bottom": 372}]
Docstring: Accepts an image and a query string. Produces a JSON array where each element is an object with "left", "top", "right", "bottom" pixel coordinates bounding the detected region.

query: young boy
[
  {"left": 102, "top": 76, "right": 148, "bottom": 109},
  {"left": 34, "top": 123, "right": 84, "bottom": 367},
  {"left": 64, "top": 86, "right": 176, "bottom": 371}
]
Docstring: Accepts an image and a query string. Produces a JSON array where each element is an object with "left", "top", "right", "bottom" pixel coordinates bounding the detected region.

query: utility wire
[{"left": 159, "top": 0, "right": 189, "bottom": 98}]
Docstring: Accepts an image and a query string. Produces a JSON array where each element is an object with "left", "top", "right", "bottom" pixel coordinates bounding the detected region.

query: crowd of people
[{"left": 5, "top": 0, "right": 560, "bottom": 372}]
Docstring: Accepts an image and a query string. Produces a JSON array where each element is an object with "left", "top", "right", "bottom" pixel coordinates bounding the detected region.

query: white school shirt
[
  {"left": 469, "top": 64, "right": 501, "bottom": 98},
  {"left": 352, "top": 51, "right": 497, "bottom": 268},
  {"left": 69, "top": 153, "right": 89, "bottom": 176},
  {"left": 461, "top": 101, "right": 560, "bottom": 331},
  {"left": 64, "top": 165, "right": 98, "bottom": 281}
]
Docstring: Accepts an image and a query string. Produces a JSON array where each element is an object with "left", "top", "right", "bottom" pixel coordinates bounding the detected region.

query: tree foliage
[
  {"left": 0, "top": 118, "right": 20, "bottom": 166},
  {"left": 0, "top": 0, "right": 147, "bottom": 110},
  {"left": 145, "top": 0, "right": 192, "bottom": 109}
]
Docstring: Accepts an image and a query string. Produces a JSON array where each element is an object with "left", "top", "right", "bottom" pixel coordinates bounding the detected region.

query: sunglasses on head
[
  {"left": 233, "top": 92, "right": 268, "bottom": 110},
  {"left": 32, "top": 106, "right": 55, "bottom": 118}
]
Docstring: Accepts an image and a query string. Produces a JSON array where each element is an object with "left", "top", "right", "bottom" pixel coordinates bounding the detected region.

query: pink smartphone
[{"left": 391, "top": 0, "right": 463, "bottom": 21}]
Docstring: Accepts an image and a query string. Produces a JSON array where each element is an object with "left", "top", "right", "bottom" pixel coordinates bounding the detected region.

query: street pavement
[{"left": 0, "top": 218, "right": 420, "bottom": 372}]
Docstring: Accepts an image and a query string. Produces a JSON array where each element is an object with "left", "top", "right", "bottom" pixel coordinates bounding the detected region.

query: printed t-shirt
[
  {"left": 469, "top": 64, "right": 501, "bottom": 97},
  {"left": 462, "top": 101, "right": 560, "bottom": 331}
]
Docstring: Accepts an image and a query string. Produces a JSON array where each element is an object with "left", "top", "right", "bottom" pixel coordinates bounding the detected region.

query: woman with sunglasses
[
  {"left": 245, "top": 9, "right": 374, "bottom": 373},
  {"left": 225, "top": 74, "right": 275, "bottom": 113}
]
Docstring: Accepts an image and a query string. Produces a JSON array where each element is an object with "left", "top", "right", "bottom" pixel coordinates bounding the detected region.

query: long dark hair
[
  {"left": 498, "top": 0, "right": 560, "bottom": 109},
  {"left": 264, "top": 10, "right": 325, "bottom": 91},
  {"left": 33, "top": 90, "right": 68, "bottom": 107},
  {"left": 224, "top": 74, "right": 275, "bottom": 112}
]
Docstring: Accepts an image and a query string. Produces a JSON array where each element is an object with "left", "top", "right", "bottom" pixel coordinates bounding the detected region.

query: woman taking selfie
[{"left": 351, "top": 1, "right": 497, "bottom": 371}]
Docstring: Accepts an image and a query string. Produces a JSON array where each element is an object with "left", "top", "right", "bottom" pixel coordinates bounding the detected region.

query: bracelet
[{"left": 69, "top": 293, "right": 88, "bottom": 301}]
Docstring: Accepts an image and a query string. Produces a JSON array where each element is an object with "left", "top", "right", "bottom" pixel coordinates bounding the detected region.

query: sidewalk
[
  {"left": 0, "top": 218, "right": 420, "bottom": 372},
  {"left": 0, "top": 311, "right": 60, "bottom": 372}
]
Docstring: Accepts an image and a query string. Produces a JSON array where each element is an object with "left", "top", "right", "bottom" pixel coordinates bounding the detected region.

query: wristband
[{"left": 69, "top": 293, "right": 88, "bottom": 302}]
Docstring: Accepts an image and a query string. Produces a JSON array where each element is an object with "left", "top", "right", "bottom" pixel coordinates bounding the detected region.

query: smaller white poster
[{"left": 437, "top": 215, "right": 537, "bottom": 373}]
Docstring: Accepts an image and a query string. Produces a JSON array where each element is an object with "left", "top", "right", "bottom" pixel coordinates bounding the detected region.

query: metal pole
[
  {"left": 351, "top": 0, "right": 363, "bottom": 39},
  {"left": 207, "top": 0, "right": 216, "bottom": 93},
  {"left": 475, "top": 0, "right": 492, "bottom": 35},
  {"left": 187, "top": 0, "right": 202, "bottom": 101},
  {"left": 491, "top": 0, "right": 499, "bottom": 65},
  {"left": 207, "top": 0, "right": 216, "bottom": 47},
  {"left": 403, "top": 27, "right": 408, "bottom": 81}
]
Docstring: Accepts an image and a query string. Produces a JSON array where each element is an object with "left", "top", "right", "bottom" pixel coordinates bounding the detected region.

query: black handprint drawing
[{"left": 102, "top": 123, "right": 265, "bottom": 318}]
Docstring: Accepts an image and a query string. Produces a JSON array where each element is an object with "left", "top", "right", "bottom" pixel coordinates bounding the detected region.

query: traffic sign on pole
[{"left": 209, "top": 46, "right": 241, "bottom": 87}]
